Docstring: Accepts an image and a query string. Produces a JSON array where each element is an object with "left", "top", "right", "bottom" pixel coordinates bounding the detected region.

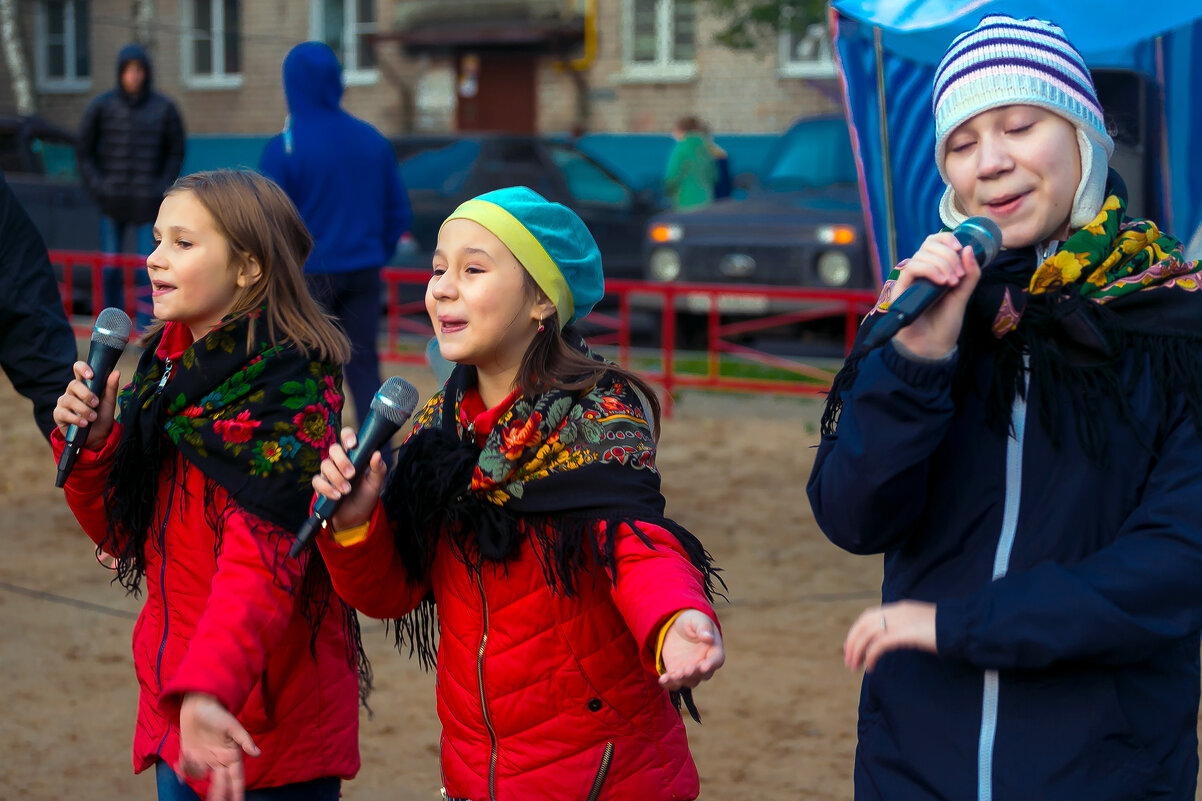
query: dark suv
[{"left": 638, "top": 116, "right": 872, "bottom": 338}]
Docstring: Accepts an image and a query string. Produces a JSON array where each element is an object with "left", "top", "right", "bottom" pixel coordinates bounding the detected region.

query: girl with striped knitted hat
[{"left": 809, "top": 15, "right": 1202, "bottom": 800}]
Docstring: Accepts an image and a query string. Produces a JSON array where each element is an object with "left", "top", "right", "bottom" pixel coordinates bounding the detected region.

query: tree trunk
[
  {"left": 0, "top": 0, "right": 35, "bottom": 116},
  {"left": 132, "top": 0, "right": 153, "bottom": 45}
]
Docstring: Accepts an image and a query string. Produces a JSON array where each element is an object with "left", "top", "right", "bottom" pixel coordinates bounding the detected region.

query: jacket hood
[
  {"left": 282, "top": 42, "right": 343, "bottom": 116},
  {"left": 115, "top": 43, "right": 153, "bottom": 101}
]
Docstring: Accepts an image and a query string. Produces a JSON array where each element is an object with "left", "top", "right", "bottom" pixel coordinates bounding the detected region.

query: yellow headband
[{"left": 440, "top": 198, "right": 574, "bottom": 327}]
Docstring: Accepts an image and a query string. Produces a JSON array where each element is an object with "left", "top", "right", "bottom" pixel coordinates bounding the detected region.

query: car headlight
[
  {"left": 648, "top": 223, "right": 682, "bottom": 243},
  {"left": 648, "top": 248, "right": 682, "bottom": 282},
  {"left": 817, "top": 250, "right": 852, "bottom": 287},
  {"left": 817, "top": 225, "right": 856, "bottom": 245}
]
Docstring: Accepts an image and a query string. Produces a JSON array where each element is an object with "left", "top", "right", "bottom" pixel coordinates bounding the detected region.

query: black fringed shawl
[
  {"left": 102, "top": 313, "right": 370, "bottom": 701},
  {"left": 822, "top": 174, "right": 1202, "bottom": 463},
  {"left": 380, "top": 339, "right": 723, "bottom": 718}
]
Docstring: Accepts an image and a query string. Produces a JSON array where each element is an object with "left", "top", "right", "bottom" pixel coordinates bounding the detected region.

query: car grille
[{"left": 678, "top": 244, "right": 816, "bottom": 286}]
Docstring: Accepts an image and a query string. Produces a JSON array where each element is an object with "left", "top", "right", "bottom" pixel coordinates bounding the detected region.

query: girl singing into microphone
[
  {"left": 310, "top": 186, "right": 724, "bottom": 801},
  {"left": 808, "top": 15, "right": 1202, "bottom": 801},
  {"left": 52, "top": 170, "right": 365, "bottom": 801}
]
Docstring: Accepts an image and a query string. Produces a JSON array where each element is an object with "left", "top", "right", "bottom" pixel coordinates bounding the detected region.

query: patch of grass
[{"left": 621, "top": 352, "right": 837, "bottom": 386}]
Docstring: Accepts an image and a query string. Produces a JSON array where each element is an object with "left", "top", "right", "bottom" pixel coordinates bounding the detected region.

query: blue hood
[{"left": 282, "top": 42, "right": 343, "bottom": 116}]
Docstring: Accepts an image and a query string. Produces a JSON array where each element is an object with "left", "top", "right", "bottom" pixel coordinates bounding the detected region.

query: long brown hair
[
  {"left": 160, "top": 170, "right": 351, "bottom": 362},
  {"left": 514, "top": 272, "right": 662, "bottom": 436}
]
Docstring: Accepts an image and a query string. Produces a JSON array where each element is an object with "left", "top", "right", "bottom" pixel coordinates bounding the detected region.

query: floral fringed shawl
[
  {"left": 380, "top": 337, "right": 723, "bottom": 718},
  {"left": 102, "top": 313, "right": 370, "bottom": 700}
]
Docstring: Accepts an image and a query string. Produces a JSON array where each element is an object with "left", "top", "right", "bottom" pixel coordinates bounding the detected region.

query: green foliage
[{"left": 698, "top": 0, "right": 828, "bottom": 49}]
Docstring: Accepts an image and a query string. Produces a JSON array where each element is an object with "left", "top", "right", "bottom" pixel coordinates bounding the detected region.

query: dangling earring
[{"left": 538, "top": 318, "right": 545, "bottom": 333}]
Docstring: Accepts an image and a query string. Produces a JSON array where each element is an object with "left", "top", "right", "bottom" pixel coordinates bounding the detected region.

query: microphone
[
  {"left": 862, "top": 216, "right": 1002, "bottom": 349},
  {"left": 55, "top": 308, "right": 133, "bottom": 488},
  {"left": 290, "top": 376, "right": 421, "bottom": 558}
]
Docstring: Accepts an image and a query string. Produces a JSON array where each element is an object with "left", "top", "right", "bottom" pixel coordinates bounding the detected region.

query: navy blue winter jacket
[
  {"left": 77, "top": 44, "right": 185, "bottom": 224},
  {"left": 259, "top": 42, "right": 410, "bottom": 275},
  {"left": 808, "top": 300, "right": 1202, "bottom": 799}
]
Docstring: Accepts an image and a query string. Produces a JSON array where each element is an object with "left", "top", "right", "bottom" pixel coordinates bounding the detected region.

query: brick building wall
[
  {"left": 4, "top": 0, "right": 841, "bottom": 138},
  {"left": 571, "top": 2, "right": 841, "bottom": 135}
]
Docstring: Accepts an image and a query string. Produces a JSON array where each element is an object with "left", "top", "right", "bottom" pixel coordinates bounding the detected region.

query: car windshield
[
  {"left": 400, "top": 140, "right": 481, "bottom": 194},
  {"left": 34, "top": 138, "right": 79, "bottom": 179},
  {"left": 761, "top": 118, "right": 857, "bottom": 193},
  {"left": 547, "top": 144, "right": 631, "bottom": 208}
]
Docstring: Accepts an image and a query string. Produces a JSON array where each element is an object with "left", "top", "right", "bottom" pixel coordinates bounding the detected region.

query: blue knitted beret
[{"left": 442, "top": 187, "right": 605, "bottom": 327}]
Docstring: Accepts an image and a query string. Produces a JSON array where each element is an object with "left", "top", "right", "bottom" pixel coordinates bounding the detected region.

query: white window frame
[
  {"left": 180, "top": 0, "right": 243, "bottom": 89},
  {"left": 34, "top": 0, "right": 91, "bottom": 93},
  {"left": 778, "top": 21, "right": 836, "bottom": 78},
  {"left": 308, "top": 0, "right": 380, "bottom": 86},
  {"left": 620, "top": 0, "right": 697, "bottom": 84}
]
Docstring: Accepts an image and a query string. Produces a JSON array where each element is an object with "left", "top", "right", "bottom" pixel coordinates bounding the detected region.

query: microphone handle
[
  {"left": 289, "top": 409, "right": 399, "bottom": 558},
  {"left": 56, "top": 342, "right": 125, "bottom": 488},
  {"left": 862, "top": 228, "right": 994, "bottom": 350},
  {"left": 861, "top": 279, "right": 946, "bottom": 349}
]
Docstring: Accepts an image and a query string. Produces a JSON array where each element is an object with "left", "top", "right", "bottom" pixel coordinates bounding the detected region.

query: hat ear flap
[
  {"left": 1069, "top": 127, "right": 1109, "bottom": 229},
  {"left": 939, "top": 185, "right": 972, "bottom": 231}
]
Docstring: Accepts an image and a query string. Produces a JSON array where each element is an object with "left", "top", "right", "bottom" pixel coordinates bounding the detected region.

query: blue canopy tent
[{"left": 829, "top": 0, "right": 1202, "bottom": 282}]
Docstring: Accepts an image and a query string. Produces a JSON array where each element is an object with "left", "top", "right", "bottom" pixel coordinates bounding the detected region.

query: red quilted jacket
[
  {"left": 319, "top": 501, "right": 715, "bottom": 801},
  {"left": 53, "top": 426, "right": 360, "bottom": 794}
]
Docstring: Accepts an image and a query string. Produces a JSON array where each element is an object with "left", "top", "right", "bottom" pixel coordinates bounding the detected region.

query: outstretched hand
[
  {"left": 844, "top": 600, "right": 938, "bottom": 673},
  {"left": 177, "top": 693, "right": 260, "bottom": 801},
  {"left": 659, "top": 609, "right": 725, "bottom": 691}
]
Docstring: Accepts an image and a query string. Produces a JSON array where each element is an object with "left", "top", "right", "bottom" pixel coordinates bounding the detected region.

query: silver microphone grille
[
  {"left": 964, "top": 216, "right": 1003, "bottom": 265},
  {"left": 93, "top": 307, "right": 134, "bottom": 349},
  {"left": 371, "top": 377, "right": 421, "bottom": 426}
]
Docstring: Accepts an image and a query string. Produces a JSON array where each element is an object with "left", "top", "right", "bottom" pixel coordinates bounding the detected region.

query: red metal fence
[{"left": 52, "top": 251, "right": 877, "bottom": 415}]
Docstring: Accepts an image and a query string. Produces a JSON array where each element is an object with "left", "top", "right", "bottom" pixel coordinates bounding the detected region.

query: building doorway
[{"left": 455, "top": 51, "right": 537, "bottom": 133}]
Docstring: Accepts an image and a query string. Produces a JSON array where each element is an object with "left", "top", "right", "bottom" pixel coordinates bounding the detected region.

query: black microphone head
[
  {"left": 372, "top": 377, "right": 420, "bottom": 426},
  {"left": 92, "top": 307, "right": 134, "bottom": 349},
  {"left": 958, "top": 216, "right": 1003, "bottom": 266}
]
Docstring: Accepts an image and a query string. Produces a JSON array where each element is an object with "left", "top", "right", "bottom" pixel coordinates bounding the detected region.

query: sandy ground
[{"left": 2, "top": 346, "right": 886, "bottom": 800}]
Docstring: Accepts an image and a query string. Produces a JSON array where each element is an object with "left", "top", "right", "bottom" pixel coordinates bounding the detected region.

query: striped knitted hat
[{"left": 932, "top": 15, "right": 1115, "bottom": 231}]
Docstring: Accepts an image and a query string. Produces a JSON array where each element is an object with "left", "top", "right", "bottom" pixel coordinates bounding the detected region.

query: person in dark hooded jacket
[
  {"left": 0, "top": 170, "right": 76, "bottom": 442},
  {"left": 259, "top": 42, "right": 411, "bottom": 429},
  {"left": 77, "top": 43, "right": 186, "bottom": 327}
]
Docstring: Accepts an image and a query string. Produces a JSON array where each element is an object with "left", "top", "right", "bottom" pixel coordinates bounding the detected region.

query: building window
[
  {"left": 622, "top": 0, "right": 697, "bottom": 83},
  {"left": 778, "top": 22, "right": 835, "bottom": 78},
  {"left": 181, "top": 0, "right": 243, "bottom": 88},
  {"left": 34, "top": 0, "right": 91, "bottom": 93},
  {"left": 309, "top": 0, "right": 379, "bottom": 85}
]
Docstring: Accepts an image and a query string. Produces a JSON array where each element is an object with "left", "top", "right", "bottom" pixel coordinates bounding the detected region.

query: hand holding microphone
[
  {"left": 54, "top": 308, "right": 133, "bottom": 488},
  {"left": 862, "top": 216, "right": 1002, "bottom": 354},
  {"left": 291, "top": 376, "right": 420, "bottom": 558}
]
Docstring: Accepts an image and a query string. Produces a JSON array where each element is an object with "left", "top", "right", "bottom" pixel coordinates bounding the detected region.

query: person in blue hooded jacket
[
  {"left": 259, "top": 42, "right": 411, "bottom": 427},
  {"left": 807, "top": 15, "right": 1202, "bottom": 801}
]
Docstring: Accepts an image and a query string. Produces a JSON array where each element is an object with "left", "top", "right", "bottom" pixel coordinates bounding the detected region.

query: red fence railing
[{"left": 52, "top": 252, "right": 878, "bottom": 415}]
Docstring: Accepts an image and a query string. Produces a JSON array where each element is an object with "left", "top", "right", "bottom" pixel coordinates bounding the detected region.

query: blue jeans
[
  {"left": 155, "top": 761, "right": 341, "bottom": 801},
  {"left": 305, "top": 267, "right": 383, "bottom": 427},
  {"left": 100, "top": 216, "right": 154, "bottom": 327}
]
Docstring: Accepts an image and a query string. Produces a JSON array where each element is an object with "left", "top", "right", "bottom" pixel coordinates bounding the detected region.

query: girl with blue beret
[{"left": 312, "top": 186, "right": 725, "bottom": 800}]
